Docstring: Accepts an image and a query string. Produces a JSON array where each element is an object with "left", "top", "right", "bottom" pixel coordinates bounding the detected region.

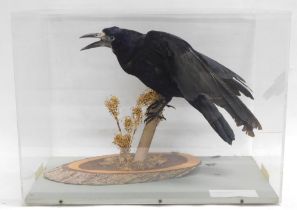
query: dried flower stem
[
  {"left": 105, "top": 89, "right": 162, "bottom": 164},
  {"left": 115, "top": 117, "right": 122, "bottom": 133}
]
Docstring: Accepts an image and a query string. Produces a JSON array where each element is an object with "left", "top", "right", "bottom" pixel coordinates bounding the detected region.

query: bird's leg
[
  {"left": 144, "top": 97, "right": 168, "bottom": 124},
  {"left": 145, "top": 112, "right": 166, "bottom": 124},
  {"left": 146, "top": 100, "right": 160, "bottom": 112}
]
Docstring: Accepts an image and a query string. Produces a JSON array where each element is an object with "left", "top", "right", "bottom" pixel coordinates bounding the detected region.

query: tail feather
[
  {"left": 211, "top": 115, "right": 235, "bottom": 144},
  {"left": 214, "top": 79, "right": 262, "bottom": 137},
  {"left": 189, "top": 95, "right": 235, "bottom": 145},
  {"left": 225, "top": 79, "right": 254, "bottom": 99}
]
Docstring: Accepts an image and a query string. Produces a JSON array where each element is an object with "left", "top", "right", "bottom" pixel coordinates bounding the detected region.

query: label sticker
[{"left": 209, "top": 190, "right": 258, "bottom": 198}]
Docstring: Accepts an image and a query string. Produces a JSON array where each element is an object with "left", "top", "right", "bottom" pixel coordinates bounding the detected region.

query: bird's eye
[{"left": 109, "top": 36, "right": 115, "bottom": 41}]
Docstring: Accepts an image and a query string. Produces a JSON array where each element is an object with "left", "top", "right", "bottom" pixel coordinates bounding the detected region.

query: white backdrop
[{"left": 1, "top": 0, "right": 297, "bottom": 209}]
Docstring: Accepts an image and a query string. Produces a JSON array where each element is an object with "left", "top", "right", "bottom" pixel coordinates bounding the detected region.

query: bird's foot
[
  {"left": 147, "top": 100, "right": 161, "bottom": 112},
  {"left": 144, "top": 112, "right": 166, "bottom": 124},
  {"left": 166, "top": 104, "right": 176, "bottom": 109},
  {"left": 144, "top": 99, "right": 167, "bottom": 124}
]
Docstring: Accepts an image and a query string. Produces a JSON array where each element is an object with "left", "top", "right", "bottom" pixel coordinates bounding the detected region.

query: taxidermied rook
[{"left": 80, "top": 26, "right": 262, "bottom": 145}]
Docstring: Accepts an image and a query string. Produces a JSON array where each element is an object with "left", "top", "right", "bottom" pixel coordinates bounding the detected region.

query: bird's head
[
  {"left": 80, "top": 26, "right": 121, "bottom": 50},
  {"left": 80, "top": 26, "right": 143, "bottom": 53},
  {"left": 80, "top": 26, "right": 143, "bottom": 65}
]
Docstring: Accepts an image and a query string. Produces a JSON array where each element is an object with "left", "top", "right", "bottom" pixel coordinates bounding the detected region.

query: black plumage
[{"left": 81, "top": 26, "right": 262, "bottom": 145}]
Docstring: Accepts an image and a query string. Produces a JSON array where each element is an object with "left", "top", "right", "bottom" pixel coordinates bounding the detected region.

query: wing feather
[
  {"left": 144, "top": 31, "right": 261, "bottom": 138},
  {"left": 145, "top": 31, "right": 253, "bottom": 100}
]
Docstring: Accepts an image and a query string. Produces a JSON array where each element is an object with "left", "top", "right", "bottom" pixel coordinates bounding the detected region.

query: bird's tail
[
  {"left": 189, "top": 95, "right": 235, "bottom": 145},
  {"left": 214, "top": 79, "right": 262, "bottom": 137}
]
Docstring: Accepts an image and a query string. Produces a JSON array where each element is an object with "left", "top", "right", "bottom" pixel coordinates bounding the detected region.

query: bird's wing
[
  {"left": 197, "top": 52, "right": 245, "bottom": 82},
  {"left": 197, "top": 52, "right": 254, "bottom": 99},
  {"left": 145, "top": 31, "right": 222, "bottom": 100},
  {"left": 144, "top": 31, "right": 261, "bottom": 140},
  {"left": 145, "top": 31, "right": 253, "bottom": 99},
  {"left": 144, "top": 31, "right": 237, "bottom": 144}
]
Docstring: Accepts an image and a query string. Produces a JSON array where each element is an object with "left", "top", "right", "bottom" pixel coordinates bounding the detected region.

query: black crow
[{"left": 81, "top": 26, "right": 262, "bottom": 145}]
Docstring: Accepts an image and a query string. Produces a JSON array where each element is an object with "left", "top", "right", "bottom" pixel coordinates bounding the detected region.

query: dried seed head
[
  {"left": 105, "top": 96, "right": 120, "bottom": 118},
  {"left": 137, "top": 89, "right": 160, "bottom": 107},
  {"left": 132, "top": 106, "right": 143, "bottom": 126},
  {"left": 124, "top": 116, "right": 133, "bottom": 134},
  {"left": 113, "top": 133, "right": 132, "bottom": 149}
]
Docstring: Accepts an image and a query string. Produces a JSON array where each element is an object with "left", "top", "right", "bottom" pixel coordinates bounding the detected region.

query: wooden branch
[
  {"left": 133, "top": 117, "right": 161, "bottom": 162},
  {"left": 134, "top": 95, "right": 167, "bottom": 162}
]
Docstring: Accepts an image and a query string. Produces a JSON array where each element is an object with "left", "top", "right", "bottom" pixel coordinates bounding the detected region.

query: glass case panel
[{"left": 12, "top": 11, "right": 290, "bottom": 205}]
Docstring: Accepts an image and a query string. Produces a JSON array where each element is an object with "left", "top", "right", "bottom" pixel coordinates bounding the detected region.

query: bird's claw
[
  {"left": 166, "top": 104, "right": 176, "bottom": 109},
  {"left": 144, "top": 115, "right": 166, "bottom": 124},
  {"left": 159, "top": 115, "right": 166, "bottom": 121},
  {"left": 144, "top": 111, "right": 166, "bottom": 124},
  {"left": 144, "top": 98, "right": 170, "bottom": 124},
  {"left": 147, "top": 101, "right": 160, "bottom": 112}
]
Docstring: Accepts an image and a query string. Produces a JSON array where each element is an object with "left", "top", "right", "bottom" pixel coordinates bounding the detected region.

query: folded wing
[{"left": 145, "top": 31, "right": 262, "bottom": 143}]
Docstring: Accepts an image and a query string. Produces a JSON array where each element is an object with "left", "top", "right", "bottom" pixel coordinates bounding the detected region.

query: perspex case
[{"left": 12, "top": 9, "right": 291, "bottom": 205}]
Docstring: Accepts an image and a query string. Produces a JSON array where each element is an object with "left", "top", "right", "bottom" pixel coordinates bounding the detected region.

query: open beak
[{"left": 80, "top": 32, "right": 112, "bottom": 51}]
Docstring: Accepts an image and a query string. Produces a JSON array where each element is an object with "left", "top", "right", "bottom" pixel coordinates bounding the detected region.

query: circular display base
[{"left": 44, "top": 152, "right": 200, "bottom": 185}]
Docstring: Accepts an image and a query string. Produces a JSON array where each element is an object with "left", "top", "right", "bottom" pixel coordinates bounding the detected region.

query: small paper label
[{"left": 209, "top": 190, "right": 258, "bottom": 198}]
